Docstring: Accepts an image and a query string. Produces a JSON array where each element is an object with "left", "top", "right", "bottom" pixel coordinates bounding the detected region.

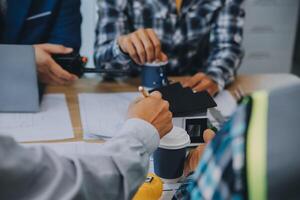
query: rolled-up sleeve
[{"left": 0, "top": 118, "right": 159, "bottom": 200}]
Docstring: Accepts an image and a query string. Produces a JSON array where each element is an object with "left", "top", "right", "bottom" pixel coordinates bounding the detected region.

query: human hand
[
  {"left": 34, "top": 44, "right": 78, "bottom": 85},
  {"left": 118, "top": 28, "right": 168, "bottom": 65},
  {"left": 183, "top": 129, "right": 216, "bottom": 176},
  {"left": 181, "top": 72, "right": 219, "bottom": 96},
  {"left": 127, "top": 91, "right": 173, "bottom": 138}
]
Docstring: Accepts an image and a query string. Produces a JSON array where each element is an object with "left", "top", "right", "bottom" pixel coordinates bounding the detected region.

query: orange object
[
  {"left": 81, "top": 56, "right": 88, "bottom": 64},
  {"left": 184, "top": 129, "right": 216, "bottom": 176},
  {"left": 133, "top": 173, "right": 163, "bottom": 200}
]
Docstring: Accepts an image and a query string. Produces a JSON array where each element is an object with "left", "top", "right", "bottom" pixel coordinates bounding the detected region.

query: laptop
[{"left": 0, "top": 45, "right": 40, "bottom": 113}]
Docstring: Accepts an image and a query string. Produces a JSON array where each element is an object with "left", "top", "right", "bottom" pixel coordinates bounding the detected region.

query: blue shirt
[{"left": 0, "top": 0, "right": 82, "bottom": 52}]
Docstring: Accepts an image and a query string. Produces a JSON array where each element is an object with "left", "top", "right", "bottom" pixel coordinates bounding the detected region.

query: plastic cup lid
[
  {"left": 159, "top": 127, "right": 190, "bottom": 150},
  {"left": 144, "top": 61, "right": 168, "bottom": 67}
]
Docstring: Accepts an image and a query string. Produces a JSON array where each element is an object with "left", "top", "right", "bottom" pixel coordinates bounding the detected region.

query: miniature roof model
[{"left": 151, "top": 83, "right": 217, "bottom": 117}]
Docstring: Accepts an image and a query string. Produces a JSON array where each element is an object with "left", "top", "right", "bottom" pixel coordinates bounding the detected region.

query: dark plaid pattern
[{"left": 94, "top": 0, "right": 245, "bottom": 88}]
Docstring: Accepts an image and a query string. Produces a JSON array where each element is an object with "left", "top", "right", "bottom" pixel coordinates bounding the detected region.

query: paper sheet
[
  {"left": 22, "top": 142, "right": 103, "bottom": 157},
  {"left": 79, "top": 92, "right": 139, "bottom": 139},
  {"left": 213, "top": 90, "right": 237, "bottom": 117},
  {"left": 79, "top": 91, "right": 237, "bottom": 139},
  {"left": 0, "top": 94, "right": 74, "bottom": 142},
  {"left": 208, "top": 90, "right": 238, "bottom": 127}
]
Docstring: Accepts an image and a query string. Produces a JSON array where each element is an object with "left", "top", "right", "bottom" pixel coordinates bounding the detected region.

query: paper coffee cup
[
  {"left": 153, "top": 127, "right": 190, "bottom": 183},
  {"left": 141, "top": 61, "right": 168, "bottom": 90}
]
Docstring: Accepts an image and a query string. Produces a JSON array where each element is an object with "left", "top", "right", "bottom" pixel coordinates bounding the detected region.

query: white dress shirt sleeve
[{"left": 0, "top": 118, "right": 159, "bottom": 200}]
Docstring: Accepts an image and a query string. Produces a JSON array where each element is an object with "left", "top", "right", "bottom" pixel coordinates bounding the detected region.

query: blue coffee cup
[
  {"left": 141, "top": 62, "right": 169, "bottom": 90},
  {"left": 153, "top": 127, "right": 190, "bottom": 183}
]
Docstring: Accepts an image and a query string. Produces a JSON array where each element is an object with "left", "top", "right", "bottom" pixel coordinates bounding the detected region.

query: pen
[{"left": 138, "top": 86, "right": 150, "bottom": 97}]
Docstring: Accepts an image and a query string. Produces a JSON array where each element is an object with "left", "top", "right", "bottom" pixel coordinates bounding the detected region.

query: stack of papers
[{"left": 0, "top": 94, "right": 74, "bottom": 142}]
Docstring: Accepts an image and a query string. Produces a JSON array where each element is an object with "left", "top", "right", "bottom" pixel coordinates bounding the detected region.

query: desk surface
[{"left": 44, "top": 73, "right": 299, "bottom": 143}]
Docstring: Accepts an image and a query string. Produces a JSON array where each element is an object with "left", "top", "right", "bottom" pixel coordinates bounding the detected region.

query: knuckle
[
  {"left": 138, "top": 50, "right": 146, "bottom": 56},
  {"left": 163, "top": 101, "right": 170, "bottom": 109},
  {"left": 130, "top": 52, "right": 138, "bottom": 58},
  {"left": 137, "top": 29, "right": 143, "bottom": 34},
  {"left": 152, "top": 91, "right": 162, "bottom": 98},
  {"left": 57, "top": 45, "right": 64, "bottom": 50},
  {"left": 154, "top": 43, "right": 161, "bottom": 49},
  {"left": 145, "top": 45, "right": 153, "bottom": 51},
  {"left": 124, "top": 36, "right": 130, "bottom": 43},
  {"left": 45, "top": 58, "right": 52, "bottom": 65},
  {"left": 169, "top": 112, "right": 173, "bottom": 118},
  {"left": 196, "top": 73, "right": 204, "bottom": 78},
  {"left": 130, "top": 34, "right": 137, "bottom": 41}
]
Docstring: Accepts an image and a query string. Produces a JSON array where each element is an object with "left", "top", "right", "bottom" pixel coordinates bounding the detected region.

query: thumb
[
  {"left": 159, "top": 52, "right": 168, "bottom": 62},
  {"left": 203, "top": 129, "right": 216, "bottom": 143},
  {"left": 40, "top": 44, "right": 73, "bottom": 54}
]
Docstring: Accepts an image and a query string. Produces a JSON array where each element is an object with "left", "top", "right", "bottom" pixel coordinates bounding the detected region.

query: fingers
[
  {"left": 203, "top": 129, "right": 216, "bottom": 143},
  {"left": 184, "top": 145, "right": 206, "bottom": 176},
  {"left": 150, "top": 91, "right": 162, "bottom": 99},
  {"left": 125, "top": 38, "right": 141, "bottom": 65},
  {"left": 135, "top": 96, "right": 144, "bottom": 102},
  {"left": 146, "top": 29, "right": 162, "bottom": 61},
  {"left": 118, "top": 29, "right": 166, "bottom": 65},
  {"left": 182, "top": 73, "right": 206, "bottom": 88},
  {"left": 192, "top": 78, "right": 213, "bottom": 92},
  {"left": 159, "top": 52, "right": 168, "bottom": 62},
  {"left": 37, "top": 44, "right": 73, "bottom": 54},
  {"left": 149, "top": 98, "right": 169, "bottom": 123},
  {"left": 152, "top": 110, "right": 173, "bottom": 138},
  {"left": 183, "top": 129, "right": 216, "bottom": 175},
  {"left": 182, "top": 73, "right": 219, "bottom": 96},
  {"left": 207, "top": 86, "right": 219, "bottom": 96},
  {"left": 136, "top": 29, "right": 155, "bottom": 63},
  {"left": 48, "top": 71, "right": 68, "bottom": 85},
  {"left": 130, "top": 34, "right": 145, "bottom": 64},
  {"left": 34, "top": 44, "right": 78, "bottom": 85},
  {"left": 48, "top": 59, "right": 77, "bottom": 81},
  {"left": 192, "top": 78, "right": 219, "bottom": 96}
]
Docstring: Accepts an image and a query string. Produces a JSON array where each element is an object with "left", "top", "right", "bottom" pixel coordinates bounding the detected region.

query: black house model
[{"left": 153, "top": 83, "right": 217, "bottom": 145}]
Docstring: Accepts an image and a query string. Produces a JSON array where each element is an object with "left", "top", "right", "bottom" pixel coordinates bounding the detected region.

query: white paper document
[
  {"left": 79, "top": 92, "right": 139, "bottom": 139},
  {"left": 79, "top": 91, "right": 237, "bottom": 139},
  {"left": 22, "top": 142, "right": 103, "bottom": 158},
  {"left": 208, "top": 90, "right": 238, "bottom": 127},
  {"left": 213, "top": 90, "right": 237, "bottom": 117},
  {"left": 0, "top": 94, "right": 74, "bottom": 142}
]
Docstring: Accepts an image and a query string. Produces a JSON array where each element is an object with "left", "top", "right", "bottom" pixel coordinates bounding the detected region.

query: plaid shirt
[
  {"left": 94, "top": 0, "right": 245, "bottom": 89},
  {"left": 173, "top": 98, "right": 251, "bottom": 200}
]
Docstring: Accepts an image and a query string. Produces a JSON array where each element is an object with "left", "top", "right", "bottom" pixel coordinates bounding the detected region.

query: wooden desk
[{"left": 45, "top": 73, "right": 299, "bottom": 143}]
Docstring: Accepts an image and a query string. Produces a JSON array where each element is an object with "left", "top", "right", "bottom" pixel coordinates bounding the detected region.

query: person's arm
[
  {"left": 94, "top": 0, "right": 132, "bottom": 68},
  {"left": 47, "top": 0, "right": 82, "bottom": 52},
  {"left": 182, "top": 0, "right": 245, "bottom": 96},
  {"left": 205, "top": 0, "right": 245, "bottom": 90},
  {"left": 0, "top": 119, "right": 158, "bottom": 200},
  {"left": 0, "top": 91, "right": 172, "bottom": 200}
]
